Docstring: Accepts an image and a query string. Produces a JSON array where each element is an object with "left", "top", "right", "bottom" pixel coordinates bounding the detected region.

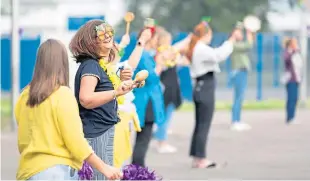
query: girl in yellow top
[{"left": 15, "top": 39, "right": 122, "bottom": 180}]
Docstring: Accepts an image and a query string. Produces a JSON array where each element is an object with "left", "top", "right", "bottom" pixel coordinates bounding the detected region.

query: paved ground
[{"left": 2, "top": 110, "right": 310, "bottom": 180}]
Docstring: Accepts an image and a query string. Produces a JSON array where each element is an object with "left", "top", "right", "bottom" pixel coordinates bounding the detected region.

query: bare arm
[
  {"left": 85, "top": 153, "right": 121, "bottom": 180},
  {"left": 79, "top": 76, "right": 116, "bottom": 109},
  {"left": 172, "top": 33, "right": 192, "bottom": 52},
  {"left": 127, "top": 44, "right": 144, "bottom": 69},
  {"left": 195, "top": 40, "right": 234, "bottom": 63},
  {"left": 127, "top": 29, "right": 152, "bottom": 69}
]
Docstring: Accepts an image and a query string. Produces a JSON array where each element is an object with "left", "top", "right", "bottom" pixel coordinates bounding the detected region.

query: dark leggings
[
  {"left": 132, "top": 101, "right": 154, "bottom": 167},
  {"left": 190, "top": 73, "right": 215, "bottom": 158}
]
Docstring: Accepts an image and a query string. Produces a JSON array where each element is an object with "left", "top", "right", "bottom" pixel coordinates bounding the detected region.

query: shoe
[
  {"left": 231, "top": 122, "right": 252, "bottom": 131},
  {"left": 156, "top": 144, "right": 177, "bottom": 154},
  {"left": 192, "top": 160, "right": 217, "bottom": 169},
  {"left": 287, "top": 119, "right": 300, "bottom": 125}
]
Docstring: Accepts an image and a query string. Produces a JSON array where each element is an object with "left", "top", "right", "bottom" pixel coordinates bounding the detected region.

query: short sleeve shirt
[{"left": 74, "top": 59, "right": 118, "bottom": 138}]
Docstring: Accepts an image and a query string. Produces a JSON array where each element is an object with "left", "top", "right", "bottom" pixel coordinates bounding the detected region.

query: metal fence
[{"left": 1, "top": 32, "right": 309, "bottom": 101}]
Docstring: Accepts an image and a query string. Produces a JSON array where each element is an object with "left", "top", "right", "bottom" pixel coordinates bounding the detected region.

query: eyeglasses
[{"left": 95, "top": 22, "right": 115, "bottom": 43}]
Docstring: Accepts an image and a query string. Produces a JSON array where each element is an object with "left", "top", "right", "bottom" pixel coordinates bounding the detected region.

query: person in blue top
[{"left": 131, "top": 27, "right": 166, "bottom": 167}]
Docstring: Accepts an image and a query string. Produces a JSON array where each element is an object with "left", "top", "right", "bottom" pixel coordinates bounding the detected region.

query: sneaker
[
  {"left": 287, "top": 119, "right": 300, "bottom": 125},
  {"left": 156, "top": 144, "right": 177, "bottom": 154},
  {"left": 231, "top": 122, "right": 252, "bottom": 131}
]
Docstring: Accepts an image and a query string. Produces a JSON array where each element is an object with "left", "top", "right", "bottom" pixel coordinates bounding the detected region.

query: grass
[
  {"left": 1, "top": 98, "right": 309, "bottom": 130},
  {"left": 1, "top": 98, "right": 11, "bottom": 130},
  {"left": 179, "top": 99, "right": 310, "bottom": 112}
]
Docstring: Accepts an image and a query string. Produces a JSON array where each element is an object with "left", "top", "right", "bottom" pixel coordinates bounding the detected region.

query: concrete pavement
[{"left": 1, "top": 110, "right": 310, "bottom": 180}]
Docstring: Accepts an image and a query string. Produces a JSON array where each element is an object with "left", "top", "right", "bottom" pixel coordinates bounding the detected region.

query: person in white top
[{"left": 182, "top": 20, "right": 238, "bottom": 168}]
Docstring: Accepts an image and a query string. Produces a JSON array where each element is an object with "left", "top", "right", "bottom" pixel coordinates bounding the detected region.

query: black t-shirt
[{"left": 74, "top": 59, "right": 118, "bottom": 138}]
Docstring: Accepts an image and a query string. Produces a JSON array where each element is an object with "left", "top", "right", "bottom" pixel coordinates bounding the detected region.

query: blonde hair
[{"left": 156, "top": 26, "right": 172, "bottom": 46}]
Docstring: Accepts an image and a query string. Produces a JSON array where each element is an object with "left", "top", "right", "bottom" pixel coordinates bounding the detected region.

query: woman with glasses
[{"left": 70, "top": 20, "right": 136, "bottom": 180}]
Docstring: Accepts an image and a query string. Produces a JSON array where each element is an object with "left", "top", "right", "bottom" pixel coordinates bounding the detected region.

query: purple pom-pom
[
  {"left": 78, "top": 162, "right": 94, "bottom": 180},
  {"left": 121, "top": 164, "right": 162, "bottom": 180}
]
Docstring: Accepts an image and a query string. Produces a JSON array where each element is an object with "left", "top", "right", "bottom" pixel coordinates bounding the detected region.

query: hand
[
  {"left": 246, "top": 30, "right": 254, "bottom": 43},
  {"left": 138, "top": 28, "right": 152, "bottom": 45},
  {"left": 102, "top": 165, "right": 123, "bottom": 180},
  {"left": 228, "top": 29, "right": 237, "bottom": 43},
  {"left": 116, "top": 80, "right": 134, "bottom": 96},
  {"left": 119, "top": 34, "right": 130, "bottom": 48},
  {"left": 120, "top": 67, "right": 133, "bottom": 81},
  {"left": 135, "top": 80, "right": 145, "bottom": 88}
]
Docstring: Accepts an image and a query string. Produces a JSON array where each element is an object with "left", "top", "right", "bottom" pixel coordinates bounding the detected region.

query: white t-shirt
[{"left": 190, "top": 41, "right": 233, "bottom": 78}]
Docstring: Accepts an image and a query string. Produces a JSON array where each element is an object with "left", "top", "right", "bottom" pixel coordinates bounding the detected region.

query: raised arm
[
  {"left": 127, "top": 29, "right": 152, "bottom": 69},
  {"left": 234, "top": 30, "right": 254, "bottom": 51},
  {"left": 172, "top": 33, "right": 192, "bottom": 52},
  {"left": 194, "top": 40, "right": 234, "bottom": 63}
]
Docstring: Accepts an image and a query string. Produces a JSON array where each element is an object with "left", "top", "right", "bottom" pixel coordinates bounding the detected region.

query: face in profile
[
  {"left": 150, "top": 34, "right": 160, "bottom": 50},
  {"left": 291, "top": 38, "right": 299, "bottom": 50}
]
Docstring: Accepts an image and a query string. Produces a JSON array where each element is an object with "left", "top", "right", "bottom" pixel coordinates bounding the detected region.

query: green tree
[{"left": 116, "top": 0, "right": 269, "bottom": 33}]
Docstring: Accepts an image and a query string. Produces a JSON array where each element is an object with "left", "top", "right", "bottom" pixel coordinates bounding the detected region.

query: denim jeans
[
  {"left": 231, "top": 70, "right": 248, "bottom": 123},
  {"left": 154, "top": 103, "right": 176, "bottom": 141},
  {"left": 28, "top": 164, "right": 78, "bottom": 180},
  {"left": 286, "top": 82, "right": 299, "bottom": 122}
]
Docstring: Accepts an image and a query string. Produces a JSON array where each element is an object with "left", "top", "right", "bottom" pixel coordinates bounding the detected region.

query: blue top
[
  {"left": 74, "top": 59, "right": 118, "bottom": 138},
  {"left": 132, "top": 51, "right": 166, "bottom": 127}
]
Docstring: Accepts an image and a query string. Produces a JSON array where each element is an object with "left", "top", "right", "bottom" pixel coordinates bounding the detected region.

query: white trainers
[
  {"left": 231, "top": 122, "right": 252, "bottom": 131},
  {"left": 287, "top": 119, "right": 300, "bottom": 125},
  {"left": 156, "top": 144, "right": 177, "bottom": 154}
]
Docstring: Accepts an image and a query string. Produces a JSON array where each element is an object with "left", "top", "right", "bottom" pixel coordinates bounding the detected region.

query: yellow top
[
  {"left": 114, "top": 109, "right": 141, "bottom": 168},
  {"left": 15, "top": 86, "right": 93, "bottom": 180}
]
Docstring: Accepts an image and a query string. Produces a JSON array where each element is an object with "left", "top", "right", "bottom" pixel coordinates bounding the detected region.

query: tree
[{"left": 116, "top": 0, "right": 269, "bottom": 33}]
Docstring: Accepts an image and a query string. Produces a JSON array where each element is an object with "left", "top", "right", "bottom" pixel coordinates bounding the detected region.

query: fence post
[
  {"left": 256, "top": 33, "right": 263, "bottom": 101},
  {"left": 11, "top": 0, "right": 20, "bottom": 132},
  {"left": 226, "top": 58, "right": 232, "bottom": 88},
  {"left": 273, "top": 35, "right": 280, "bottom": 88}
]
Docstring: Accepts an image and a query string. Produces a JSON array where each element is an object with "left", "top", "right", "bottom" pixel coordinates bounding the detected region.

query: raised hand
[
  {"left": 119, "top": 34, "right": 131, "bottom": 48},
  {"left": 138, "top": 28, "right": 152, "bottom": 45}
]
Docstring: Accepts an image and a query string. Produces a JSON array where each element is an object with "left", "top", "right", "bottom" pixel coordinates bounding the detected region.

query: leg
[
  {"left": 154, "top": 103, "right": 175, "bottom": 141},
  {"left": 232, "top": 71, "right": 241, "bottom": 123},
  {"left": 232, "top": 71, "right": 248, "bottom": 123},
  {"left": 132, "top": 122, "right": 154, "bottom": 167},
  {"left": 190, "top": 78, "right": 215, "bottom": 159},
  {"left": 86, "top": 126, "right": 115, "bottom": 180},
  {"left": 189, "top": 101, "right": 200, "bottom": 157},
  {"left": 291, "top": 83, "right": 299, "bottom": 121},
  {"left": 286, "top": 83, "right": 294, "bottom": 122},
  {"left": 237, "top": 71, "right": 248, "bottom": 121},
  {"left": 190, "top": 101, "right": 214, "bottom": 158}
]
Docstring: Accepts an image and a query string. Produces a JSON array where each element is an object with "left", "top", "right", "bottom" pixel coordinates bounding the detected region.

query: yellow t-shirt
[{"left": 15, "top": 86, "right": 93, "bottom": 180}]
